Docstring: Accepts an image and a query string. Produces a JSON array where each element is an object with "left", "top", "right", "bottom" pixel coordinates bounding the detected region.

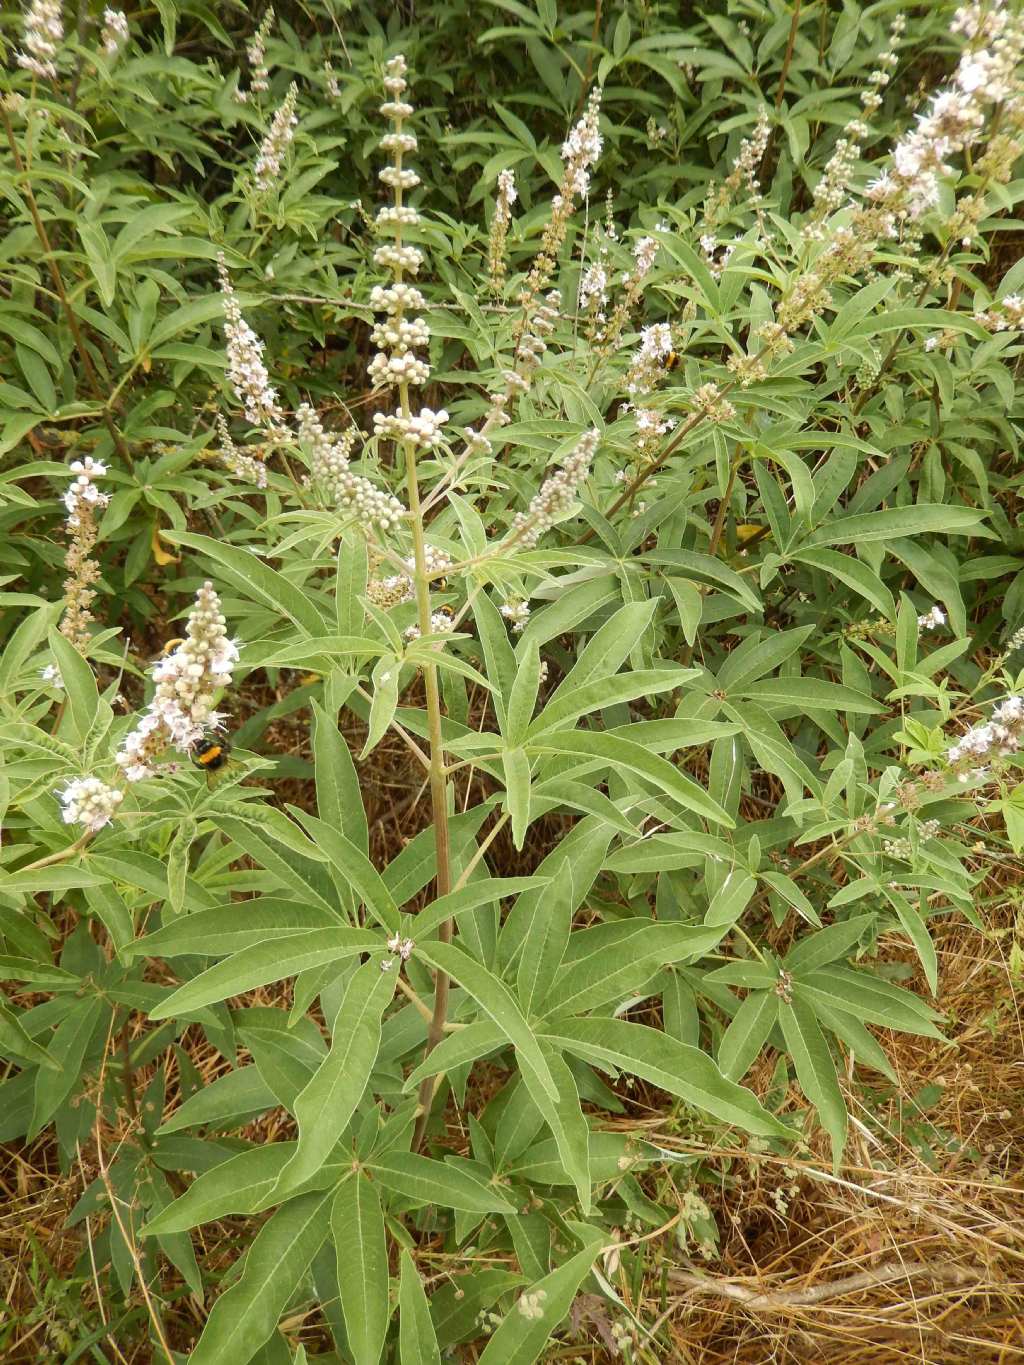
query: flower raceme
[
  {"left": 16, "top": 0, "right": 63, "bottom": 80},
  {"left": 116, "top": 583, "right": 238, "bottom": 783},
  {"left": 60, "top": 458, "right": 108, "bottom": 649}
]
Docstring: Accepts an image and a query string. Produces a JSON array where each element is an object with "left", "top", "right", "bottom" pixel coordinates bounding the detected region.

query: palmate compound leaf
[
  {"left": 542, "top": 1017, "right": 789, "bottom": 1139},
  {"left": 187, "top": 1188, "right": 334, "bottom": 1365}
]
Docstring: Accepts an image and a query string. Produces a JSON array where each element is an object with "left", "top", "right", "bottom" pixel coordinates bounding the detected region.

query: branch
[{"left": 670, "top": 1260, "right": 990, "bottom": 1311}]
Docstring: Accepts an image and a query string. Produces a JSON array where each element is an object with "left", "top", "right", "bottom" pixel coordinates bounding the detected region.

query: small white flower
[
  {"left": 100, "top": 8, "right": 128, "bottom": 57},
  {"left": 917, "top": 605, "right": 946, "bottom": 630}
]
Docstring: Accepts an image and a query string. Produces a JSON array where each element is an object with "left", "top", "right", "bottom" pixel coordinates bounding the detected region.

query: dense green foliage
[{"left": 1, "top": 0, "right": 1023, "bottom": 1360}]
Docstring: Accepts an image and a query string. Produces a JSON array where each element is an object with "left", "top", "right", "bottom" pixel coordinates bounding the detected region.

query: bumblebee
[
  {"left": 158, "top": 637, "right": 185, "bottom": 658},
  {"left": 663, "top": 351, "right": 681, "bottom": 372},
  {"left": 191, "top": 738, "right": 231, "bottom": 772}
]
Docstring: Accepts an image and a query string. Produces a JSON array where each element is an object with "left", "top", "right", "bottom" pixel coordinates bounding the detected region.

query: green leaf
[
  {"left": 760, "top": 871, "right": 822, "bottom": 927},
  {"left": 312, "top": 699, "right": 368, "bottom": 853},
  {"left": 784, "top": 915, "right": 874, "bottom": 975},
  {"left": 779, "top": 996, "right": 847, "bottom": 1165},
  {"left": 131, "top": 900, "right": 339, "bottom": 960},
  {"left": 528, "top": 731, "right": 734, "bottom": 827},
  {"left": 473, "top": 591, "right": 517, "bottom": 729},
  {"left": 544, "top": 600, "right": 657, "bottom": 704},
  {"left": 156, "top": 1066, "right": 277, "bottom": 1135},
  {"left": 516, "top": 862, "right": 572, "bottom": 1016},
  {"left": 797, "top": 505, "right": 984, "bottom": 551},
  {"left": 148, "top": 928, "right": 380, "bottom": 1018},
  {"left": 718, "top": 991, "right": 778, "bottom": 1082},
  {"left": 0, "top": 998, "right": 59, "bottom": 1069},
  {"left": 143, "top": 1145, "right": 298, "bottom": 1235},
  {"left": 883, "top": 888, "right": 938, "bottom": 995},
  {"left": 369, "top": 1151, "right": 515, "bottom": 1214},
  {"left": 47, "top": 628, "right": 99, "bottom": 742},
  {"left": 503, "top": 747, "right": 533, "bottom": 852},
  {"left": 738, "top": 678, "right": 884, "bottom": 714},
  {"left": 809, "top": 997, "right": 898, "bottom": 1083},
  {"left": 167, "top": 532, "right": 327, "bottom": 636},
  {"left": 546, "top": 1017, "right": 788, "bottom": 1137},
  {"left": 272, "top": 962, "right": 396, "bottom": 1195},
  {"left": 790, "top": 547, "right": 895, "bottom": 619},
  {"left": 519, "top": 1045, "right": 591, "bottom": 1212},
  {"left": 542, "top": 922, "right": 724, "bottom": 1018},
  {"left": 796, "top": 967, "right": 944, "bottom": 1036},
  {"left": 188, "top": 1190, "right": 333, "bottom": 1365},
  {"left": 528, "top": 668, "right": 695, "bottom": 739},
  {"left": 505, "top": 639, "right": 541, "bottom": 745},
  {"left": 399, "top": 1249, "right": 442, "bottom": 1365},
  {"left": 704, "top": 872, "right": 757, "bottom": 928},
  {"left": 294, "top": 812, "right": 400, "bottom": 932},
  {"left": 476, "top": 1237, "right": 601, "bottom": 1365},
  {"left": 415, "top": 941, "right": 558, "bottom": 1101},
  {"left": 333, "top": 1177, "right": 389, "bottom": 1365},
  {"left": 78, "top": 220, "right": 117, "bottom": 308}
]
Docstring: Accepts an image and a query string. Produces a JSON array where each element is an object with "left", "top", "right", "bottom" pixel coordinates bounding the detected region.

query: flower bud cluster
[
  {"left": 100, "top": 9, "right": 129, "bottom": 58},
  {"left": 631, "top": 405, "right": 676, "bottom": 457},
  {"left": 298, "top": 403, "right": 404, "bottom": 532},
  {"left": 511, "top": 429, "right": 599, "bottom": 548},
  {"left": 515, "top": 291, "right": 560, "bottom": 375},
  {"left": 974, "top": 294, "right": 1024, "bottom": 332},
  {"left": 218, "top": 253, "right": 286, "bottom": 435},
  {"left": 917, "top": 605, "right": 946, "bottom": 631},
  {"left": 500, "top": 600, "right": 530, "bottom": 633},
  {"left": 878, "top": 8, "right": 1024, "bottom": 223},
  {"left": 216, "top": 415, "right": 268, "bottom": 490},
  {"left": 692, "top": 382, "right": 736, "bottom": 424},
  {"left": 17, "top": 0, "right": 63, "bottom": 80},
  {"left": 370, "top": 55, "right": 443, "bottom": 460},
  {"left": 948, "top": 694, "right": 1024, "bottom": 767},
  {"left": 404, "top": 612, "right": 455, "bottom": 641},
  {"left": 487, "top": 169, "right": 518, "bottom": 289},
  {"left": 625, "top": 323, "right": 673, "bottom": 396},
  {"left": 367, "top": 546, "right": 452, "bottom": 608},
  {"left": 517, "top": 91, "right": 602, "bottom": 330},
  {"left": 245, "top": 8, "right": 274, "bottom": 94},
  {"left": 808, "top": 16, "right": 905, "bottom": 225},
  {"left": 117, "top": 583, "right": 238, "bottom": 781},
  {"left": 58, "top": 777, "right": 123, "bottom": 833},
  {"left": 703, "top": 108, "right": 770, "bottom": 228},
  {"left": 698, "top": 233, "right": 738, "bottom": 279},
  {"left": 252, "top": 82, "right": 298, "bottom": 191},
  {"left": 60, "top": 459, "right": 109, "bottom": 649},
  {"left": 373, "top": 406, "right": 449, "bottom": 450}
]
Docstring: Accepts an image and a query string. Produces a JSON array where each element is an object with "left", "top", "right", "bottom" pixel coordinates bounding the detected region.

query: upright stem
[
  {"left": 406, "top": 435, "right": 453, "bottom": 1151},
  {"left": 775, "top": 0, "right": 803, "bottom": 110},
  {"left": 380, "top": 93, "right": 455, "bottom": 1149}
]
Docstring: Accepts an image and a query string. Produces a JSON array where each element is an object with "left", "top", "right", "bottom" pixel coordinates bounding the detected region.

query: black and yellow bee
[
  {"left": 155, "top": 637, "right": 185, "bottom": 661},
  {"left": 663, "top": 351, "right": 682, "bottom": 372},
  {"left": 190, "top": 738, "right": 231, "bottom": 772}
]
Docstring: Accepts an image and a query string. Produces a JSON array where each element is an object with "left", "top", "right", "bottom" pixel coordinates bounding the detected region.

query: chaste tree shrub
[{"left": 1, "top": 1, "right": 1023, "bottom": 1360}]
